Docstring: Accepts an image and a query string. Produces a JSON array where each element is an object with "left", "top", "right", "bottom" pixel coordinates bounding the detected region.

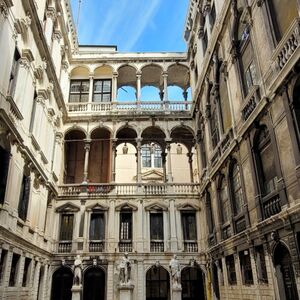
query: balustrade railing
[
  {"left": 57, "top": 241, "right": 72, "bottom": 253},
  {"left": 119, "top": 241, "right": 132, "bottom": 253},
  {"left": 150, "top": 241, "right": 164, "bottom": 252},
  {"left": 66, "top": 101, "right": 192, "bottom": 114},
  {"left": 241, "top": 86, "right": 261, "bottom": 121},
  {"left": 274, "top": 18, "right": 300, "bottom": 70},
  {"left": 58, "top": 183, "right": 200, "bottom": 197},
  {"left": 184, "top": 241, "right": 198, "bottom": 253},
  {"left": 262, "top": 193, "right": 281, "bottom": 219},
  {"left": 89, "top": 241, "right": 105, "bottom": 252}
]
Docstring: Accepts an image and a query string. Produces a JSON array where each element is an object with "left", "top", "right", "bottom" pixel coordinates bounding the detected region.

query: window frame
[
  {"left": 92, "top": 79, "right": 112, "bottom": 102},
  {"left": 181, "top": 211, "right": 197, "bottom": 242},
  {"left": 59, "top": 213, "right": 74, "bottom": 242},
  {"left": 119, "top": 210, "right": 133, "bottom": 242},
  {"left": 69, "top": 79, "right": 89, "bottom": 103}
]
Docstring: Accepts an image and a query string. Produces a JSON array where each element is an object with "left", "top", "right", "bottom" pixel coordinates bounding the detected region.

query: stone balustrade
[
  {"left": 58, "top": 183, "right": 200, "bottom": 197},
  {"left": 66, "top": 100, "right": 192, "bottom": 115}
]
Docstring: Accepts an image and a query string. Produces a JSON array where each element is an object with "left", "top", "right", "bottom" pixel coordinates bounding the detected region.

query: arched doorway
[
  {"left": 181, "top": 266, "right": 206, "bottom": 300},
  {"left": 146, "top": 266, "right": 170, "bottom": 300},
  {"left": 50, "top": 267, "right": 73, "bottom": 300},
  {"left": 274, "top": 243, "right": 299, "bottom": 300},
  {"left": 83, "top": 267, "right": 105, "bottom": 300}
]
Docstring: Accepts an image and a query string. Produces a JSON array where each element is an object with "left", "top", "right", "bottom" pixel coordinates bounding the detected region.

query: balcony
[
  {"left": 58, "top": 183, "right": 200, "bottom": 198},
  {"left": 57, "top": 241, "right": 72, "bottom": 253},
  {"left": 241, "top": 85, "right": 261, "bottom": 121},
  {"left": 89, "top": 240, "right": 105, "bottom": 252},
  {"left": 66, "top": 101, "right": 192, "bottom": 116},
  {"left": 262, "top": 193, "right": 281, "bottom": 219},
  {"left": 150, "top": 240, "right": 164, "bottom": 252},
  {"left": 119, "top": 241, "right": 133, "bottom": 252},
  {"left": 184, "top": 241, "right": 198, "bottom": 252}
]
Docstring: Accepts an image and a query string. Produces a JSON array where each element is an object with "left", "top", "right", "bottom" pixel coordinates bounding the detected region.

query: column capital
[
  {"left": 135, "top": 138, "right": 143, "bottom": 145},
  {"left": 113, "top": 72, "right": 118, "bottom": 78},
  {"left": 136, "top": 72, "right": 142, "bottom": 78},
  {"left": 162, "top": 71, "right": 168, "bottom": 77}
]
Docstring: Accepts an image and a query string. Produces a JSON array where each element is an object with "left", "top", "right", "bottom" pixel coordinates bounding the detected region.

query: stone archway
[
  {"left": 83, "top": 267, "right": 105, "bottom": 300},
  {"left": 274, "top": 243, "right": 299, "bottom": 300},
  {"left": 50, "top": 267, "right": 73, "bottom": 300},
  {"left": 181, "top": 266, "right": 206, "bottom": 300}
]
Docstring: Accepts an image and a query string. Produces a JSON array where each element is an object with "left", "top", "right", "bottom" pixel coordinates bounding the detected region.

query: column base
[
  {"left": 172, "top": 285, "right": 182, "bottom": 300},
  {"left": 118, "top": 283, "right": 134, "bottom": 300},
  {"left": 71, "top": 285, "right": 82, "bottom": 300}
]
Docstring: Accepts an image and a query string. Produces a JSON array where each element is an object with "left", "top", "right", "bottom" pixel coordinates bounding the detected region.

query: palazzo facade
[{"left": 0, "top": 0, "right": 300, "bottom": 299}]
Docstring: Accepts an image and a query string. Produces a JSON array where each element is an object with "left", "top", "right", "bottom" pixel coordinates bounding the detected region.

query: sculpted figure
[
  {"left": 73, "top": 255, "right": 83, "bottom": 286},
  {"left": 169, "top": 254, "right": 181, "bottom": 287},
  {"left": 119, "top": 252, "right": 131, "bottom": 284}
]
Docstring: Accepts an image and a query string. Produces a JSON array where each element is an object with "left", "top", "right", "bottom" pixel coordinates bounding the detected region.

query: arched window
[
  {"left": 83, "top": 267, "right": 105, "bottom": 300},
  {"left": 254, "top": 127, "right": 277, "bottom": 196},
  {"left": 182, "top": 266, "right": 206, "bottom": 300},
  {"left": 146, "top": 266, "right": 170, "bottom": 300}
]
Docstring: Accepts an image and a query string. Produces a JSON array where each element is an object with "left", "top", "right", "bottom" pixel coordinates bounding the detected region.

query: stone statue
[
  {"left": 73, "top": 255, "right": 83, "bottom": 286},
  {"left": 119, "top": 252, "right": 131, "bottom": 285},
  {"left": 169, "top": 254, "right": 181, "bottom": 288}
]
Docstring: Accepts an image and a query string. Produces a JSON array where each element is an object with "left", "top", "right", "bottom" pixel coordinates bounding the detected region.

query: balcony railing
[
  {"left": 150, "top": 241, "right": 164, "bottom": 252},
  {"left": 184, "top": 241, "right": 198, "bottom": 253},
  {"left": 89, "top": 240, "right": 105, "bottom": 252},
  {"left": 58, "top": 183, "right": 200, "bottom": 197},
  {"left": 66, "top": 101, "right": 192, "bottom": 114},
  {"left": 262, "top": 193, "right": 281, "bottom": 219},
  {"left": 241, "top": 86, "right": 261, "bottom": 121},
  {"left": 57, "top": 241, "right": 72, "bottom": 253},
  {"left": 119, "top": 241, "right": 133, "bottom": 253},
  {"left": 274, "top": 18, "right": 300, "bottom": 71}
]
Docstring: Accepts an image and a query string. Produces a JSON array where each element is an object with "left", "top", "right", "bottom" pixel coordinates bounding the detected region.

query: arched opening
[
  {"left": 117, "top": 86, "right": 137, "bottom": 102},
  {"left": 167, "top": 86, "right": 191, "bottom": 101},
  {"left": 83, "top": 267, "right": 106, "bottom": 300},
  {"left": 50, "top": 267, "right": 73, "bottom": 300},
  {"left": 141, "top": 86, "right": 161, "bottom": 101},
  {"left": 115, "top": 127, "right": 138, "bottom": 183},
  {"left": 274, "top": 243, "right": 299, "bottom": 300},
  {"left": 146, "top": 266, "right": 170, "bottom": 300},
  {"left": 0, "top": 134, "right": 11, "bottom": 204},
  {"left": 89, "top": 128, "right": 112, "bottom": 183},
  {"left": 64, "top": 130, "right": 86, "bottom": 184},
  {"left": 170, "top": 127, "right": 196, "bottom": 183},
  {"left": 181, "top": 266, "right": 206, "bottom": 300}
]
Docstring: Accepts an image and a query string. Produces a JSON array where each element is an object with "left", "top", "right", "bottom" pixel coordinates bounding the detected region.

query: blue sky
[{"left": 70, "top": 0, "right": 189, "bottom": 52}]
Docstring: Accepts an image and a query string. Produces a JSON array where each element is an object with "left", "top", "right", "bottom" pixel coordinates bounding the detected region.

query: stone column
[
  {"left": 112, "top": 72, "right": 118, "bottom": 101},
  {"left": 166, "top": 140, "right": 173, "bottom": 182},
  {"left": 136, "top": 138, "right": 142, "bottom": 183},
  {"left": 187, "top": 151, "right": 194, "bottom": 183},
  {"left": 32, "top": 261, "right": 41, "bottom": 300},
  {"left": 16, "top": 254, "right": 25, "bottom": 287},
  {"left": 88, "top": 75, "right": 94, "bottom": 103},
  {"left": 106, "top": 259, "right": 114, "bottom": 300},
  {"left": 111, "top": 139, "right": 117, "bottom": 183},
  {"left": 2, "top": 249, "right": 13, "bottom": 287},
  {"left": 169, "top": 199, "right": 177, "bottom": 251},
  {"left": 83, "top": 140, "right": 91, "bottom": 183},
  {"left": 163, "top": 72, "right": 168, "bottom": 101},
  {"left": 136, "top": 200, "right": 144, "bottom": 252},
  {"left": 136, "top": 73, "right": 142, "bottom": 107},
  {"left": 44, "top": 7, "right": 56, "bottom": 46},
  {"left": 107, "top": 200, "right": 115, "bottom": 252}
]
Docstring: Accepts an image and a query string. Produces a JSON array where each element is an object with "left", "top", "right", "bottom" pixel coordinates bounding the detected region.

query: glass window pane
[
  {"left": 94, "top": 80, "right": 103, "bottom": 92},
  {"left": 103, "top": 80, "right": 111, "bottom": 92},
  {"left": 69, "top": 94, "right": 80, "bottom": 103},
  {"left": 102, "top": 93, "right": 111, "bottom": 102},
  {"left": 81, "top": 81, "right": 90, "bottom": 92},
  {"left": 93, "top": 94, "right": 102, "bottom": 102},
  {"left": 70, "top": 81, "right": 81, "bottom": 93},
  {"left": 80, "top": 94, "right": 89, "bottom": 102}
]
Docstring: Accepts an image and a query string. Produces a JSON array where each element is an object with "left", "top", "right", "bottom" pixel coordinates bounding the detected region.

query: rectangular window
[
  {"left": 69, "top": 80, "right": 89, "bottom": 103},
  {"left": 0, "top": 250, "right": 7, "bottom": 285},
  {"left": 182, "top": 212, "right": 197, "bottom": 240},
  {"left": 255, "top": 246, "right": 268, "bottom": 283},
  {"left": 210, "top": 4, "right": 216, "bottom": 29},
  {"left": 59, "top": 214, "right": 74, "bottom": 241},
  {"left": 89, "top": 213, "right": 105, "bottom": 240},
  {"left": 120, "top": 211, "right": 132, "bottom": 241},
  {"left": 150, "top": 213, "right": 164, "bottom": 240},
  {"left": 93, "top": 79, "right": 112, "bottom": 102},
  {"left": 0, "top": 146, "right": 10, "bottom": 204},
  {"left": 8, "top": 49, "right": 21, "bottom": 97},
  {"left": 22, "top": 257, "right": 31, "bottom": 287},
  {"left": 9, "top": 253, "right": 20, "bottom": 286},
  {"left": 211, "top": 108, "right": 220, "bottom": 148},
  {"left": 142, "top": 145, "right": 151, "bottom": 168},
  {"left": 18, "top": 175, "right": 31, "bottom": 221},
  {"left": 154, "top": 146, "right": 162, "bottom": 168},
  {"left": 239, "top": 250, "right": 254, "bottom": 285},
  {"left": 226, "top": 255, "right": 237, "bottom": 285}
]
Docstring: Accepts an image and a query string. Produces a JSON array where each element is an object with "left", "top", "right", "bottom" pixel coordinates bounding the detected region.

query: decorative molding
[
  {"left": 176, "top": 203, "right": 200, "bottom": 211},
  {"left": 86, "top": 203, "right": 109, "bottom": 211},
  {"left": 22, "top": 49, "right": 34, "bottom": 63},
  {"left": 145, "top": 202, "right": 168, "bottom": 211},
  {"left": 14, "top": 14, "right": 31, "bottom": 35},
  {"left": 56, "top": 202, "right": 80, "bottom": 213},
  {"left": 115, "top": 202, "right": 138, "bottom": 211}
]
